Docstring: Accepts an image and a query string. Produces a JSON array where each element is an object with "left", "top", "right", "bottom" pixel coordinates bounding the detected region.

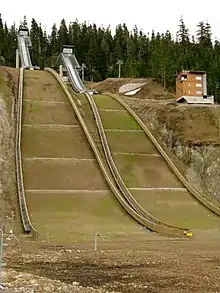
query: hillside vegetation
[
  {"left": 91, "top": 78, "right": 220, "bottom": 145},
  {"left": 91, "top": 78, "right": 220, "bottom": 201},
  {"left": 1, "top": 15, "right": 220, "bottom": 101}
]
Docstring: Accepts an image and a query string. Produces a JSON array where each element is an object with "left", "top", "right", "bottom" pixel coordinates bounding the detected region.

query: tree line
[{"left": 1, "top": 14, "right": 220, "bottom": 101}]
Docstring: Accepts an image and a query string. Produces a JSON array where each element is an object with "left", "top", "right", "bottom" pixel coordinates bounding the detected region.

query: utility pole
[
  {"left": 81, "top": 63, "right": 86, "bottom": 82},
  {"left": 91, "top": 68, "right": 95, "bottom": 82},
  {"left": 117, "top": 60, "right": 123, "bottom": 78}
]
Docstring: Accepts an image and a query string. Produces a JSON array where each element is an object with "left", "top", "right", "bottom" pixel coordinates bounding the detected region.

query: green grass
[
  {"left": 22, "top": 126, "right": 93, "bottom": 158},
  {"left": 94, "top": 95, "right": 124, "bottom": 110},
  {"left": 106, "top": 131, "right": 158, "bottom": 154},
  {"left": 24, "top": 70, "right": 57, "bottom": 86},
  {"left": 23, "top": 70, "right": 67, "bottom": 102},
  {"left": 22, "top": 100, "right": 78, "bottom": 125},
  {"left": 23, "top": 159, "right": 107, "bottom": 190},
  {"left": 114, "top": 154, "right": 182, "bottom": 188},
  {"left": 131, "top": 190, "right": 220, "bottom": 229},
  {"left": 99, "top": 111, "right": 141, "bottom": 130},
  {"left": 26, "top": 191, "right": 142, "bottom": 243}
]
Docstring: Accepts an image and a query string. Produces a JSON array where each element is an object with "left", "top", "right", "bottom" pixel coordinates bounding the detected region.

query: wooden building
[{"left": 175, "top": 70, "right": 214, "bottom": 104}]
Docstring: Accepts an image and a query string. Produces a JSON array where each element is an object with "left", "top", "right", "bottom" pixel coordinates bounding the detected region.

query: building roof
[
  {"left": 186, "top": 70, "right": 206, "bottom": 75},
  {"left": 176, "top": 70, "right": 206, "bottom": 78},
  {"left": 62, "top": 45, "right": 74, "bottom": 49}
]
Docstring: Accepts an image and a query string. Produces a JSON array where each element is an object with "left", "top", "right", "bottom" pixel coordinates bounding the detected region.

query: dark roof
[
  {"left": 62, "top": 45, "right": 74, "bottom": 49},
  {"left": 175, "top": 70, "right": 206, "bottom": 78},
  {"left": 187, "top": 70, "right": 206, "bottom": 75},
  {"left": 18, "top": 27, "right": 29, "bottom": 32}
]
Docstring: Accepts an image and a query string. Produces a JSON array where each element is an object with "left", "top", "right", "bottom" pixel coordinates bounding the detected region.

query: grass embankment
[
  {"left": 22, "top": 70, "right": 142, "bottom": 242},
  {"left": 131, "top": 190, "right": 219, "bottom": 229},
  {"left": 98, "top": 110, "right": 141, "bottom": 130},
  {"left": 105, "top": 131, "right": 157, "bottom": 153},
  {"left": 22, "top": 127, "right": 93, "bottom": 158},
  {"left": 26, "top": 191, "right": 143, "bottom": 243},
  {"left": 22, "top": 100, "right": 79, "bottom": 125},
  {"left": 94, "top": 94, "right": 220, "bottom": 232}
]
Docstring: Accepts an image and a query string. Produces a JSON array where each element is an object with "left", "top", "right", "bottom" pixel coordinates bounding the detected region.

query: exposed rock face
[
  {"left": 142, "top": 107, "right": 220, "bottom": 201},
  {"left": 0, "top": 69, "right": 18, "bottom": 231},
  {"left": 0, "top": 94, "right": 13, "bottom": 222}
]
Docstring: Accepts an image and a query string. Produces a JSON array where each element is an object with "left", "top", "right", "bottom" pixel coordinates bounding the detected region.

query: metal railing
[
  {"left": 105, "top": 92, "right": 220, "bottom": 217},
  {"left": 61, "top": 54, "right": 85, "bottom": 92},
  {"left": 15, "top": 68, "right": 37, "bottom": 237},
  {"left": 45, "top": 67, "right": 191, "bottom": 238},
  {"left": 83, "top": 91, "right": 191, "bottom": 237}
]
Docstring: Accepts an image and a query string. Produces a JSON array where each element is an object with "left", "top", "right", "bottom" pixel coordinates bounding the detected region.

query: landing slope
[
  {"left": 90, "top": 78, "right": 220, "bottom": 201},
  {"left": 21, "top": 70, "right": 153, "bottom": 243},
  {"left": 92, "top": 94, "right": 220, "bottom": 236}
]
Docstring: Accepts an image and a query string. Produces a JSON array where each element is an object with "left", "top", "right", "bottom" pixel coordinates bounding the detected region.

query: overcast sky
[{"left": 1, "top": 0, "right": 220, "bottom": 40}]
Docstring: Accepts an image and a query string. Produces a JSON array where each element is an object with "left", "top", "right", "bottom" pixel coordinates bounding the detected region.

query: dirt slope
[
  {"left": 0, "top": 67, "right": 19, "bottom": 234},
  {"left": 89, "top": 77, "right": 220, "bottom": 145},
  {"left": 87, "top": 78, "right": 173, "bottom": 100}
]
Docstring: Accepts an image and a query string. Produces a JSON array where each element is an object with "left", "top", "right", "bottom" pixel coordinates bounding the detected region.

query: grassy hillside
[
  {"left": 91, "top": 94, "right": 220, "bottom": 234},
  {"left": 22, "top": 70, "right": 153, "bottom": 243}
]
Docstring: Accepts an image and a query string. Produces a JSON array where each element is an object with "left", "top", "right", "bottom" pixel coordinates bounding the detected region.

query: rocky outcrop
[
  {"left": 0, "top": 94, "right": 14, "bottom": 222},
  {"left": 0, "top": 69, "right": 17, "bottom": 230},
  {"left": 141, "top": 106, "right": 220, "bottom": 201}
]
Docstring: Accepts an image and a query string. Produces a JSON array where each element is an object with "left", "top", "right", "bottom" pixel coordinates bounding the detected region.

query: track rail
[
  {"left": 105, "top": 92, "right": 220, "bottom": 217},
  {"left": 61, "top": 54, "right": 85, "bottom": 92},
  {"left": 45, "top": 67, "right": 191, "bottom": 238},
  {"left": 15, "top": 68, "right": 37, "bottom": 236},
  {"left": 18, "top": 36, "right": 33, "bottom": 69},
  {"left": 82, "top": 91, "right": 191, "bottom": 237}
]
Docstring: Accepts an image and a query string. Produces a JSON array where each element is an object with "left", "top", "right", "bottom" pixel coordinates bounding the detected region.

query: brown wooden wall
[{"left": 176, "top": 72, "right": 204, "bottom": 99}]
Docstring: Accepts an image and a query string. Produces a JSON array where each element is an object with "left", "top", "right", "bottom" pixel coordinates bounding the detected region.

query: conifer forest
[{"left": 1, "top": 15, "right": 220, "bottom": 101}]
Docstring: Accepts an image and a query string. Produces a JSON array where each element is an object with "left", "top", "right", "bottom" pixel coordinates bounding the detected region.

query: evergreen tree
[
  {"left": 0, "top": 14, "right": 4, "bottom": 57},
  {"left": 177, "top": 16, "right": 189, "bottom": 44},
  {"left": 58, "top": 19, "right": 69, "bottom": 50},
  {"left": 49, "top": 24, "right": 59, "bottom": 56},
  {"left": 1, "top": 14, "right": 220, "bottom": 100},
  {"left": 30, "top": 18, "right": 40, "bottom": 66}
]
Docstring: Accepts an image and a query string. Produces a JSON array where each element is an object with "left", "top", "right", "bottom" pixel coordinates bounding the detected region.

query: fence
[{"left": 21, "top": 231, "right": 176, "bottom": 252}]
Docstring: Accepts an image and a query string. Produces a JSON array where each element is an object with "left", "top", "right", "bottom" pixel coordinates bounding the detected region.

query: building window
[
  {"left": 196, "top": 76, "right": 202, "bottom": 81},
  {"left": 181, "top": 74, "right": 187, "bottom": 81},
  {"left": 196, "top": 84, "right": 202, "bottom": 88},
  {"left": 188, "top": 83, "right": 191, "bottom": 86},
  {"left": 188, "top": 90, "right": 191, "bottom": 94},
  {"left": 196, "top": 90, "right": 202, "bottom": 95}
]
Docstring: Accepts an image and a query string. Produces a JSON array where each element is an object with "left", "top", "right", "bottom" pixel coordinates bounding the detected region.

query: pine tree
[
  {"left": 30, "top": 18, "right": 40, "bottom": 66},
  {"left": 0, "top": 14, "right": 4, "bottom": 57},
  {"left": 177, "top": 16, "right": 189, "bottom": 44},
  {"left": 50, "top": 24, "right": 59, "bottom": 56},
  {"left": 1, "top": 15, "right": 220, "bottom": 98},
  {"left": 68, "top": 20, "right": 80, "bottom": 59},
  {"left": 58, "top": 19, "right": 69, "bottom": 50}
]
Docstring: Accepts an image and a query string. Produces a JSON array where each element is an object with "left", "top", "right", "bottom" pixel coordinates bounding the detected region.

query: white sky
[{"left": 1, "top": 0, "right": 220, "bottom": 40}]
